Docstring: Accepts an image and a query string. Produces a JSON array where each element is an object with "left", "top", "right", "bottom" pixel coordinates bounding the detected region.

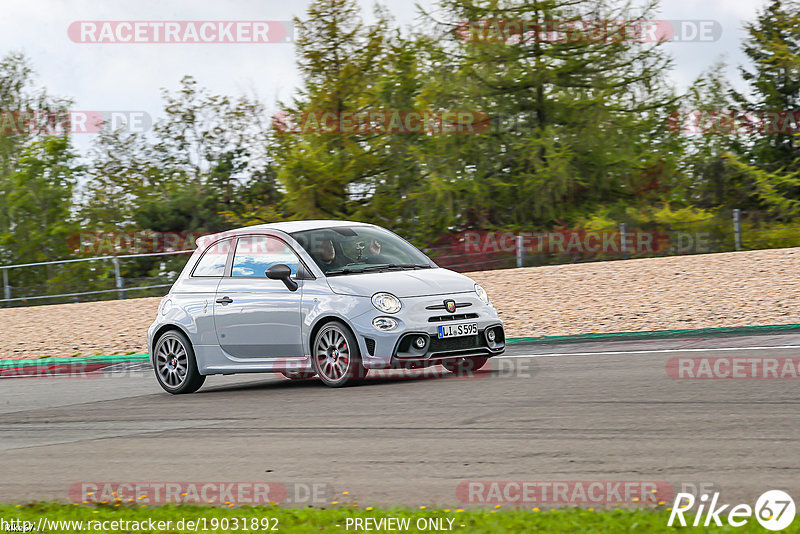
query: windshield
[{"left": 291, "top": 226, "right": 435, "bottom": 276}]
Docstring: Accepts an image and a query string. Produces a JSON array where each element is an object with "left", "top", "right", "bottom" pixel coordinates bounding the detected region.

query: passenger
[{"left": 368, "top": 239, "right": 381, "bottom": 256}]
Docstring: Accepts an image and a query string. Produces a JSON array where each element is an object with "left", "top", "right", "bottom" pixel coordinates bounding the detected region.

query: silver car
[{"left": 148, "top": 220, "right": 505, "bottom": 393}]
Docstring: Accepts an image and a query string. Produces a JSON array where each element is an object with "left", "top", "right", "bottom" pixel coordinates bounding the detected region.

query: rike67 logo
[{"left": 669, "top": 490, "right": 796, "bottom": 531}]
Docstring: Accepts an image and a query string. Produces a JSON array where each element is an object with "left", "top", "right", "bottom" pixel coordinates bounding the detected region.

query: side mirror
[{"left": 266, "top": 264, "right": 299, "bottom": 292}]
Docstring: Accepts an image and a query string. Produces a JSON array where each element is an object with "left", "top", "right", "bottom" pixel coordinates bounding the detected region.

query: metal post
[
  {"left": 619, "top": 223, "right": 628, "bottom": 258},
  {"left": 516, "top": 235, "right": 524, "bottom": 268},
  {"left": 733, "top": 208, "right": 742, "bottom": 251},
  {"left": 2, "top": 268, "right": 9, "bottom": 306},
  {"left": 112, "top": 257, "right": 125, "bottom": 299}
]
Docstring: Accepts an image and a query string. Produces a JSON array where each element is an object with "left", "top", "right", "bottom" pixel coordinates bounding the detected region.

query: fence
[
  {"left": 0, "top": 250, "right": 193, "bottom": 307},
  {"left": 3, "top": 210, "right": 800, "bottom": 308},
  {"left": 422, "top": 209, "right": 800, "bottom": 271}
]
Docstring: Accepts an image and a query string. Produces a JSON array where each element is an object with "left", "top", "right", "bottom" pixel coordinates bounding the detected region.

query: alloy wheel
[
  {"left": 155, "top": 336, "right": 189, "bottom": 388},
  {"left": 314, "top": 326, "right": 351, "bottom": 381}
]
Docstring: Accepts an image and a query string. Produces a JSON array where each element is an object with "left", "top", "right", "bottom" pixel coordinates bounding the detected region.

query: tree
[
  {"left": 81, "top": 76, "right": 276, "bottom": 280},
  {"left": 0, "top": 52, "right": 82, "bottom": 280},
  {"left": 415, "top": 0, "right": 680, "bottom": 232},
  {"left": 83, "top": 76, "right": 273, "bottom": 234},
  {"left": 724, "top": 0, "right": 800, "bottom": 216},
  {"left": 735, "top": 0, "right": 800, "bottom": 173},
  {"left": 677, "top": 62, "right": 746, "bottom": 210},
  {"left": 272, "top": 0, "right": 390, "bottom": 219}
]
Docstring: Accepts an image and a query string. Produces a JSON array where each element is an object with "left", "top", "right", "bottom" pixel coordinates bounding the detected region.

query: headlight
[
  {"left": 371, "top": 292, "right": 402, "bottom": 314},
  {"left": 372, "top": 317, "right": 398, "bottom": 331},
  {"left": 475, "top": 283, "right": 490, "bottom": 305}
]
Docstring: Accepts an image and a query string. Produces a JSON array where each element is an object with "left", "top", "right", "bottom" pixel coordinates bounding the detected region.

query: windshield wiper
[
  {"left": 325, "top": 264, "right": 432, "bottom": 276},
  {"left": 358, "top": 264, "right": 432, "bottom": 272},
  {"left": 325, "top": 267, "right": 366, "bottom": 276}
]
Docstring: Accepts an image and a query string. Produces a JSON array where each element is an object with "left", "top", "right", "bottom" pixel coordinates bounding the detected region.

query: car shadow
[{"left": 198, "top": 368, "right": 496, "bottom": 393}]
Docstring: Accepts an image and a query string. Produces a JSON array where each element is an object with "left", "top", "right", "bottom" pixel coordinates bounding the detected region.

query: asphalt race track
[{"left": 1, "top": 333, "right": 800, "bottom": 507}]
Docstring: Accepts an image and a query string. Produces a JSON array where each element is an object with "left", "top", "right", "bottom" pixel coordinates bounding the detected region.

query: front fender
[{"left": 301, "top": 280, "right": 374, "bottom": 357}]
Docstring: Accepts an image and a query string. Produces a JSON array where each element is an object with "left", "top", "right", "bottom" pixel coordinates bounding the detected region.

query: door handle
[{"left": 216, "top": 296, "right": 233, "bottom": 305}]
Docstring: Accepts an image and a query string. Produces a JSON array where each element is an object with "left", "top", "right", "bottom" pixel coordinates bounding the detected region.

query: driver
[{"left": 312, "top": 238, "right": 347, "bottom": 271}]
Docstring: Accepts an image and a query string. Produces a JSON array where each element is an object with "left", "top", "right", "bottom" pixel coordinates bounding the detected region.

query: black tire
[
  {"left": 311, "top": 320, "right": 368, "bottom": 387},
  {"left": 153, "top": 330, "right": 206, "bottom": 394},
  {"left": 442, "top": 356, "right": 488, "bottom": 376},
  {"left": 281, "top": 370, "right": 317, "bottom": 380}
]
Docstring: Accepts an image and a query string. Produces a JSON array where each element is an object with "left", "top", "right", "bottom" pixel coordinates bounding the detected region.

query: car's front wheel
[
  {"left": 311, "top": 321, "right": 367, "bottom": 387},
  {"left": 154, "top": 330, "right": 206, "bottom": 394},
  {"left": 442, "top": 356, "right": 488, "bottom": 376}
]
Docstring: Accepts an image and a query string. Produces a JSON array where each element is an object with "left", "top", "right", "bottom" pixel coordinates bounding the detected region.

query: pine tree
[
  {"left": 272, "top": 0, "right": 390, "bottom": 219},
  {"left": 735, "top": 0, "right": 800, "bottom": 173},
  {"left": 726, "top": 0, "right": 800, "bottom": 216},
  {"left": 416, "top": 0, "right": 679, "bottom": 230}
]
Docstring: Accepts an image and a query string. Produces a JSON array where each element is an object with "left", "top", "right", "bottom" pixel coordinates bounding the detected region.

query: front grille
[
  {"left": 364, "top": 337, "right": 376, "bottom": 356},
  {"left": 425, "top": 302, "right": 472, "bottom": 311},
  {"left": 428, "top": 335, "right": 483, "bottom": 353},
  {"left": 428, "top": 313, "right": 480, "bottom": 323}
]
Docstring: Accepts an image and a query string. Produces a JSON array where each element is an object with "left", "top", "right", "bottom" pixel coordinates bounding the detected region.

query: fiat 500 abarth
[{"left": 148, "top": 220, "right": 505, "bottom": 393}]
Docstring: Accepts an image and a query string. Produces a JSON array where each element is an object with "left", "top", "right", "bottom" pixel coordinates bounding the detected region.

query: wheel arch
[
  {"left": 307, "top": 314, "right": 361, "bottom": 357},
  {"left": 150, "top": 323, "right": 193, "bottom": 363}
]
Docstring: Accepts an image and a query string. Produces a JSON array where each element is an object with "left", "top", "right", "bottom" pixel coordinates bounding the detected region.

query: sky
[{"left": 0, "top": 0, "right": 771, "bottom": 153}]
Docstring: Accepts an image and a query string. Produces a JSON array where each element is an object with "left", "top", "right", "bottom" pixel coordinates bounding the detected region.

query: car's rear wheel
[
  {"left": 442, "top": 356, "right": 488, "bottom": 376},
  {"left": 154, "top": 330, "right": 205, "bottom": 394},
  {"left": 311, "top": 321, "right": 367, "bottom": 387},
  {"left": 281, "top": 370, "right": 317, "bottom": 380}
]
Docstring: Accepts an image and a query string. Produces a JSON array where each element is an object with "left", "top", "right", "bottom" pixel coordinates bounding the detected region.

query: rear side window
[
  {"left": 232, "top": 235, "right": 301, "bottom": 278},
  {"left": 192, "top": 239, "right": 233, "bottom": 277}
]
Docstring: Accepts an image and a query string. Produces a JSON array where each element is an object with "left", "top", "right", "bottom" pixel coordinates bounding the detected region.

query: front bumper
[{"left": 348, "top": 293, "right": 505, "bottom": 369}]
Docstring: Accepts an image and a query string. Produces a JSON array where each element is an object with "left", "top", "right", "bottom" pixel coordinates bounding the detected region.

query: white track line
[{"left": 498, "top": 345, "right": 800, "bottom": 359}]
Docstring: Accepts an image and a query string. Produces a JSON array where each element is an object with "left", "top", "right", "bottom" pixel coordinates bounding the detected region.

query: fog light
[
  {"left": 372, "top": 317, "right": 398, "bottom": 331},
  {"left": 414, "top": 336, "right": 427, "bottom": 349},
  {"left": 487, "top": 329, "right": 496, "bottom": 342}
]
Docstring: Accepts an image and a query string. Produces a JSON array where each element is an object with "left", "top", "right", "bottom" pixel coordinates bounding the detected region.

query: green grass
[{"left": 1, "top": 503, "right": 796, "bottom": 533}]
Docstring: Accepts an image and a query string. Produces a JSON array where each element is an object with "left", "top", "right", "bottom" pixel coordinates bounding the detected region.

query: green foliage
[
  {"left": 401, "top": 0, "right": 682, "bottom": 236},
  {"left": 736, "top": 0, "right": 800, "bottom": 173},
  {"left": 3, "top": 503, "right": 789, "bottom": 534},
  {"left": 0, "top": 137, "right": 81, "bottom": 265},
  {"left": 3, "top": 0, "right": 800, "bottom": 299},
  {"left": 273, "top": 0, "right": 391, "bottom": 221}
]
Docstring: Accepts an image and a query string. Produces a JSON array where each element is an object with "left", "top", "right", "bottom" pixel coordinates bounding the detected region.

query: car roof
[
  {"left": 200, "top": 220, "right": 377, "bottom": 245},
  {"left": 244, "top": 220, "right": 375, "bottom": 233}
]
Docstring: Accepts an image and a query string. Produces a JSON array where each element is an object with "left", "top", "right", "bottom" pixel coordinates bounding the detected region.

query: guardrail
[
  {"left": 0, "top": 250, "right": 193, "bottom": 306},
  {"left": 422, "top": 210, "right": 800, "bottom": 271},
  {"left": 3, "top": 209, "right": 800, "bottom": 308}
]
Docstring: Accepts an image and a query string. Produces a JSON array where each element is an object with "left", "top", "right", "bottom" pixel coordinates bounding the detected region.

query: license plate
[{"left": 438, "top": 322, "right": 478, "bottom": 339}]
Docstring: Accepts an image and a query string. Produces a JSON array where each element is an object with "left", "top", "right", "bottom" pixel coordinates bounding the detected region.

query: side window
[
  {"left": 192, "top": 238, "right": 232, "bottom": 277},
  {"left": 232, "top": 235, "right": 301, "bottom": 278}
]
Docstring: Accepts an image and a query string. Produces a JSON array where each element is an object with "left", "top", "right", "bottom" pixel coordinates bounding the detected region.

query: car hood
[{"left": 325, "top": 268, "right": 475, "bottom": 298}]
